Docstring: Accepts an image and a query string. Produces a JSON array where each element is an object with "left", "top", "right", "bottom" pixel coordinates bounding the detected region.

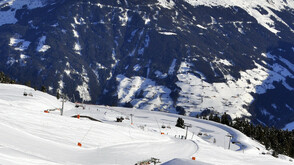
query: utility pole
[
  {"left": 226, "top": 134, "right": 232, "bottom": 150},
  {"left": 242, "top": 144, "right": 245, "bottom": 153},
  {"left": 184, "top": 124, "right": 192, "bottom": 139},
  {"left": 61, "top": 94, "right": 66, "bottom": 116},
  {"left": 130, "top": 114, "right": 134, "bottom": 125}
]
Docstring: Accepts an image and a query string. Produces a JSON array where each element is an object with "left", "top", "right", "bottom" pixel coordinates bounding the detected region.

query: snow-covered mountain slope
[
  {"left": 0, "top": 0, "right": 46, "bottom": 26},
  {"left": 1, "top": 0, "right": 294, "bottom": 128},
  {"left": 0, "top": 83, "right": 293, "bottom": 165},
  {"left": 160, "top": 0, "right": 294, "bottom": 34}
]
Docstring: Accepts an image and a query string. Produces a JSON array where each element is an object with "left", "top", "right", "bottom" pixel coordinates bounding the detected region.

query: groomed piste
[{"left": 0, "top": 83, "right": 292, "bottom": 165}]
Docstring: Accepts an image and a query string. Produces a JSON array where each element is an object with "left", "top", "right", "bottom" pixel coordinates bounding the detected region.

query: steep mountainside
[{"left": 0, "top": 0, "right": 294, "bottom": 128}]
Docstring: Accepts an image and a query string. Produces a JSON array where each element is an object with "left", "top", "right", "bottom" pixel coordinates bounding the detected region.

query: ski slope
[{"left": 0, "top": 83, "right": 292, "bottom": 165}]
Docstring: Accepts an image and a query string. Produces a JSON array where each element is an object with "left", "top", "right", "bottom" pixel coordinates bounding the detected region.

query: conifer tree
[
  {"left": 175, "top": 117, "right": 185, "bottom": 129},
  {"left": 41, "top": 85, "right": 47, "bottom": 92},
  {"left": 56, "top": 91, "right": 60, "bottom": 99}
]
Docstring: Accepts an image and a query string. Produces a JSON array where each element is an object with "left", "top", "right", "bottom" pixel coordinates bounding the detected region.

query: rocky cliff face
[{"left": 1, "top": 0, "right": 294, "bottom": 128}]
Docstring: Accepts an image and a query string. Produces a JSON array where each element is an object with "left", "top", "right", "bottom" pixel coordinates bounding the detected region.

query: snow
[
  {"left": 71, "top": 17, "right": 83, "bottom": 55},
  {"left": 51, "top": 23, "right": 59, "bottom": 27},
  {"left": 58, "top": 80, "right": 64, "bottom": 90},
  {"left": 64, "top": 69, "right": 71, "bottom": 76},
  {"left": 163, "top": 158, "right": 213, "bottom": 165},
  {"left": 116, "top": 75, "right": 176, "bottom": 113},
  {"left": 92, "top": 63, "right": 106, "bottom": 82},
  {"left": 19, "top": 54, "right": 30, "bottom": 66},
  {"left": 74, "top": 42, "right": 82, "bottom": 54},
  {"left": 118, "top": 9, "right": 128, "bottom": 26},
  {"left": 176, "top": 54, "right": 294, "bottom": 118},
  {"left": 168, "top": 59, "right": 177, "bottom": 75},
  {"left": 142, "top": 15, "right": 150, "bottom": 25},
  {"left": 214, "top": 58, "right": 233, "bottom": 66},
  {"left": 133, "top": 64, "right": 141, "bottom": 72},
  {"left": 0, "top": 0, "right": 45, "bottom": 27},
  {"left": 286, "top": 104, "right": 294, "bottom": 111},
  {"left": 73, "top": 16, "right": 86, "bottom": 25},
  {"left": 20, "top": 54, "right": 29, "bottom": 59},
  {"left": 157, "top": 0, "right": 294, "bottom": 34},
  {"left": 279, "top": 57, "right": 294, "bottom": 73},
  {"left": 284, "top": 121, "right": 294, "bottom": 131},
  {"left": 128, "top": 29, "right": 138, "bottom": 42},
  {"left": 96, "top": 62, "right": 107, "bottom": 70},
  {"left": 36, "top": 36, "right": 50, "bottom": 52},
  {"left": 158, "top": 31, "right": 177, "bottom": 35},
  {"left": 137, "top": 34, "right": 150, "bottom": 55},
  {"left": 0, "top": 83, "right": 293, "bottom": 164},
  {"left": 155, "top": 70, "right": 168, "bottom": 79},
  {"left": 176, "top": 61, "right": 257, "bottom": 117},
  {"left": 6, "top": 57, "right": 15, "bottom": 66},
  {"left": 72, "top": 29, "right": 79, "bottom": 38},
  {"left": 9, "top": 36, "right": 31, "bottom": 51},
  {"left": 76, "top": 67, "right": 91, "bottom": 101},
  {"left": 157, "top": 0, "right": 175, "bottom": 9},
  {"left": 106, "top": 49, "right": 120, "bottom": 80},
  {"left": 197, "top": 24, "right": 207, "bottom": 30}
]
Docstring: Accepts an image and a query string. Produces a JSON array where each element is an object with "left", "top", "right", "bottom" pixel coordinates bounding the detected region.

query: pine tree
[
  {"left": 175, "top": 117, "right": 185, "bottom": 129},
  {"left": 221, "top": 112, "right": 232, "bottom": 126},
  {"left": 176, "top": 106, "right": 186, "bottom": 115},
  {"left": 212, "top": 114, "right": 220, "bottom": 123},
  {"left": 209, "top": 113, "right": 213, "bottom": 120},
  {"left": 56, "top": 91, "right": 60, "bottom": 99},
  {"left": 0, "top": 72, "right": 15, "bottom": 84},
  {"left": 41, "top": 85, "right": 47, "bottom": 92},
  {"left": 25, "top": 81, "right": 31, "bottom": 87}
]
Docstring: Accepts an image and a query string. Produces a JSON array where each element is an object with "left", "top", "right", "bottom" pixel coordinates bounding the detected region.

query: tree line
[
  {"left": 198, "top": 113, "right": 294, "bottom": 158},
  {"left": 0, "top": 71, "right": 49, "bottom": 94},
  {"left": 0, "top": 72, "right": 15, "bottom": 84}
]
